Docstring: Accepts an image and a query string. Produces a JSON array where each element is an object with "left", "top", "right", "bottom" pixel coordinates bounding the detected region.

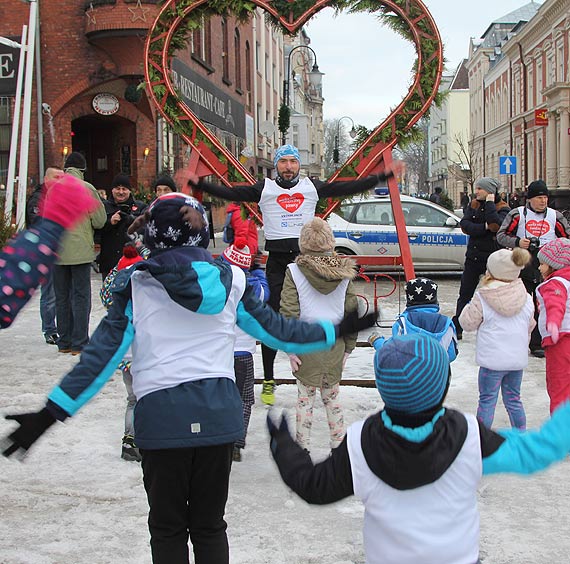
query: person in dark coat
[
  {"left": 452, "top": 177, "right": 510, "bottom": 339},
  {"left": 97, "top": 174, "right": 147, "bottom": 280}
]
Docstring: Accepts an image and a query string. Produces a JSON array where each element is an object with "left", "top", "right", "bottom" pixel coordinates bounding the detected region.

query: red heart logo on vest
[
  {"left": 145, "top": 0, "right": 443, "bottom": 207},
  {"left": 277, "top": 193, "right": 305, "bottom": 213},
  {"left": 526, "top": 219, "right": 550, "bottom": 236}
]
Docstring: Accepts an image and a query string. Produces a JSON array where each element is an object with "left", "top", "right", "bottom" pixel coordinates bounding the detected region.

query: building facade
[{"left": 467, "top": 0, "right": 569, "bottom": 209}]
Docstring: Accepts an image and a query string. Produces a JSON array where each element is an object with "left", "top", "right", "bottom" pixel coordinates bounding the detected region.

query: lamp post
[
  {"left": 333, "top": 116, "right": 357, "bottom": 165},
  {"left": 279, "top": 44, "right": 323, "bottom": 145}
]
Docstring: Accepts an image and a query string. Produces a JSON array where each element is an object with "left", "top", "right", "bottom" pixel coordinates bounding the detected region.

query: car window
[
  {"left": 353, "top": 202, "right": 393, "bottom": 225},
  {"left": 338, "top": 203, "right": 357, "bottom": 221},
  {"left": 405, "top": 202, "right": 449, "bottom": 228}
]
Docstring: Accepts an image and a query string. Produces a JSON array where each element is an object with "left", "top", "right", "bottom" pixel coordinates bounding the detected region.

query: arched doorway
[{"left": 71, "top": 115, "right": 137, "bottom": 191}]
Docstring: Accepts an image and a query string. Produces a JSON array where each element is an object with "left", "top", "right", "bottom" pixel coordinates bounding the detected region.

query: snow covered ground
[{"left": 1, "top": 276, "right": 569, "bottom": 564}]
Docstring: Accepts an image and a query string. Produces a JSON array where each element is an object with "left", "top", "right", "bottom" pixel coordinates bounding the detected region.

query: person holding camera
[
  {"left": 97, "top": 174, "right": 147, "bottom": 280},
  {"left": 452, "top": 177, "right": 511, "bottom": 340},
  {"left": 497, "top": 180, "right": 570, "bottom": 357}
]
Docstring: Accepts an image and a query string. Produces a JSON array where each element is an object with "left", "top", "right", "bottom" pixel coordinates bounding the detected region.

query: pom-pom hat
[
  {"left": 143, "top": 193, "right": 209, "bottom": 250},
  {"left": 538, "top": 238, "right": 570, "bottom": 270},
  {"left": 487, "top": 248, "right": 530, "bottom": 281},
  {"left": 222, "top": 237, "right": 252, "bottom": 269},
  {"left": 374, "top": 333, "right": 450, "bottom": 414},
  {"left": 299, "top": 218, "right": 335, "bottom": 254},
  {"left": 117, "top": 244, "right": 143, "bottom": 270}
]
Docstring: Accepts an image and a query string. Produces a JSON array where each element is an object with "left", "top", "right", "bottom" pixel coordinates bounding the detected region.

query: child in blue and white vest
[
  {"left": 218, "top": 237, "right": 269, "bottom": 461},
  {"left": 267, "top": 332, "right": 570, "bottom": 564},
  {"left": 392, "top": 277, "right": 457, "bottom": 362}
]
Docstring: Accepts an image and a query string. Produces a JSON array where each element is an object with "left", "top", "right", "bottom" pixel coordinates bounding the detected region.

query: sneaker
[
  {"left": 121, "top": 435, "right": 142, "bottom": 462},
  {"left": 44, "top": 333, "right": 58, "bottom": 345},
  {"left": 261, "top": 380, "right": 276, "bottom": 406},
  {"left": 530, "top": 348, "right": 545, "bottom": 359},
  {"left": 232, "top": 446, "right": 242, "bottom": 462}
]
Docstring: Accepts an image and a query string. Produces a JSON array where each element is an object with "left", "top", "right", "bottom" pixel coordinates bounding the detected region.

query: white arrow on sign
[{"left": 503, "top": 157, "right": 513, "bottom": 174}]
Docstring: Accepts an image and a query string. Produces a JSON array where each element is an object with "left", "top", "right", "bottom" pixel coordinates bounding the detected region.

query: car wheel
[{"left": 335, "top": 247, "right": 356, "bottom": 255}]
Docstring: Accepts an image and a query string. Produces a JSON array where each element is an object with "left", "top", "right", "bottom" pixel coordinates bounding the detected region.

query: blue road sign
[{"left": 499, "top": 156, "right": 517, "bottom": 175}]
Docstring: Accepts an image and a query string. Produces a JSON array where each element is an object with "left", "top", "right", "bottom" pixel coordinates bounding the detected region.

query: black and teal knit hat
[{"left": 374, "top": 333, "right": 449, "bottom": 413}]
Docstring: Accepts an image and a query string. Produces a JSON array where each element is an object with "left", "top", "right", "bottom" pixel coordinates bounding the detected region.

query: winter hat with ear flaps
[{"left": 143, "top": 193, "right": 209, "bottom": 250}]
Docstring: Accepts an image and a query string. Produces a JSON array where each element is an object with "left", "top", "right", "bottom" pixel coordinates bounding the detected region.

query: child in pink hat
[{"left": 536, "top": 238, "right": 570, "bottom": 412}]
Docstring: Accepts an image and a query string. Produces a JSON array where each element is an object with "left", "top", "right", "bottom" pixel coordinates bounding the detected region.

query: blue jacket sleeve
[
  {"left": 236, "top": 282, "right": 336, "bottom": 354},
  {"left": 0, "top": 219, "right": 64, "bottom": 329},
  {"left": 483, "top": 401, "right": 570, "bottom": 475},
  {"left": 46, "top": 284, "right": 134, "bottom": 420}
]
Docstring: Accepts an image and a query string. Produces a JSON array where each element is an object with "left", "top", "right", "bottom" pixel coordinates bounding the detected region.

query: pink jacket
[{"left": 536, "top": 265, "right": 570, "bottom": 347}]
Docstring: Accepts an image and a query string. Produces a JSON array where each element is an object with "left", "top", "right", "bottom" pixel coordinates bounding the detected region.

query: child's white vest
[
  {"left": 537, "top": 276, "right": 570, "bottom": 338},
  {"left": 346, "top": 414, "right": 482, "bottom": 564},
  {"left": 476, "top": 292, "right": 534, "bottom": 370},
  {"left": 515, "top": 206, "right": 557, "bottom": 246},
  {"left": 130, "top": 267, "right": 245, "bottom": 400},
  {"left": 288, "top": 263, "right": 348, "bottom": 323},
  {"left": 259, "top": 177, "right": 319, "bottom": 240}
]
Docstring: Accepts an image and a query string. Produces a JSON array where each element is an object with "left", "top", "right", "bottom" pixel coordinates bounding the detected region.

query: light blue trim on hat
[
  {"left": 274, "top": 144, "right": 300, "bottom": 167},
  {"left": 381, "top": 408, "right": 445, "bottom": 442}
]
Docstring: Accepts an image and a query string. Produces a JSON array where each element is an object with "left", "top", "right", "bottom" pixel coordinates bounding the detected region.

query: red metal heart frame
[{"left": 145, "top": 0, "right": 443, "bottom": 197}]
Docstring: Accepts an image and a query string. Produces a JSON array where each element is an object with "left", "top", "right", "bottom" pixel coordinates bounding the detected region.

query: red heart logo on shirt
[
  {"left": 526, "top": 219, "right": 550, "bottom": 236},
  {"left": 277, "top": 193, "right": 305, "bottom": 213}
]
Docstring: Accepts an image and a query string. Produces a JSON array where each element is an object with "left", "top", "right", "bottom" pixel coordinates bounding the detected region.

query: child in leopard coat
[{"left": 280, "top": 218, "right": 358, "bottom": 452}]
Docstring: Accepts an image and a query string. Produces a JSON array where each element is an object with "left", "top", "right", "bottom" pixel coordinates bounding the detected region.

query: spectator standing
[
  {"left": 185, "top": 144, "right": 399, "bottom": 406},
  {"left": 53, "top": 152, "right": 106, "bottom": 355},
  {"left": 152, "top": 174, "right": 178, "bottom": 197},
  {"left": 536, "top": 238, "right": 570, "bottom": 413},
  {"left": 25, "top": 167, "right": 63, "bottom": 344},
  {"left": 97, "top": 174, "right": 147, "bottom": 280},
  {"left": 459, "top": 248, "right": 534, "bottom": 430},
  {"left": 429, "top": 186, "right": 442, "bottom": 205},
  {"left": 452, "top": 177, "right": 510, "bottom": 340},
  {"left": 280, "top": 218, "right": 358, "bottom": 453},
  {"left": 497, "top": 180, "right": 570, "bottom": 357},
  {"left": 225, "top": 202, "right": 259, "bottom": 257}
]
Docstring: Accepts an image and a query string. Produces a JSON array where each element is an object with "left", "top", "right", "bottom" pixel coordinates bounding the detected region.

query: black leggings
[{"left": 261, "top": 250, "right": 299, "bottom": 381}]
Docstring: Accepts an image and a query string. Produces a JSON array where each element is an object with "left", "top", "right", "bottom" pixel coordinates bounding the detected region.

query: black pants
[
  {"left": 141, "top": 444, "right": 233, "bottom": 564},
  {"left": 454, "top": 255, "right": 488, "bottom": 333},
  {"left": 520, "top": 259, "right": 543, "bottom": 351},
  {"left": 261, "top": 250, "right": 299, "bottom": 380}
]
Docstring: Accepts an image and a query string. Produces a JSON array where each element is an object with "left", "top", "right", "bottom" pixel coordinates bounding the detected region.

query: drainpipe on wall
[
  {"left": 517, "top": 42, "right": 528, "bottom": 189},
  {"left": 35, "top": 5, "right": 44, "bottom": 180}
]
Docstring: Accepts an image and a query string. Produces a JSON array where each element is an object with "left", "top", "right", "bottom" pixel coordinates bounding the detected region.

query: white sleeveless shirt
[
  {"left": 515, "top": 206, "right": 557, "bottom": 246},
  {"left": 346, "top": 413, "right": 482, "bottom": 564},
  {"left": 288, "top": 263, "right": 348, "bottom": 324},
  {"left": 259, "top": 177, "right": 319, "bottom": 240}
]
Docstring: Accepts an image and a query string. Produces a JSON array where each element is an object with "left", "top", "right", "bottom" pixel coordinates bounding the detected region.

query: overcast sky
[{"left": 305, "top": 0, "right": 542, "bottom": 129}]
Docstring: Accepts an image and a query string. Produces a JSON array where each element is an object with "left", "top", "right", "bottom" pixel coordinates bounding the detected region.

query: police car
[{"left": 328, "top": 195, "right": 467, "bottom": 271}]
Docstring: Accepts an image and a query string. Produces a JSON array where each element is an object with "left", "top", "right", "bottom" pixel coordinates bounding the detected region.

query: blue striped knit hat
[
  {"left": 273, "top": 144, "right": 300, "bottom": 167},
  {"left": 374, "top": 333, "right": 449, "bottom": 413}
]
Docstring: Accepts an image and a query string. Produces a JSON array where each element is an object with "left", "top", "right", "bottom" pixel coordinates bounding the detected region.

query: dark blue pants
[
  {"left": 53, "top": 263, "right": 92, "bottom": 351},
  {"left": 141, "top": 444, "right": 233, "bottom": 564},
  {"left": 39, "top": 273, "right": 56, "bottom": 336}
]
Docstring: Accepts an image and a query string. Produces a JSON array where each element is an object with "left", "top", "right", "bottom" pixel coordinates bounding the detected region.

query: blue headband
[{"left": 273, "top": 144, "right": 300, "bottom": 168}]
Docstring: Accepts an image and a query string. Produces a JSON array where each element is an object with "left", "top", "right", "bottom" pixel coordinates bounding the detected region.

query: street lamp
[
  {"left": 279, "top": 44, "right": 323, "bottom": 145},
  {"left": 333, "top": 116, "right": 357, "bottom": 165}
]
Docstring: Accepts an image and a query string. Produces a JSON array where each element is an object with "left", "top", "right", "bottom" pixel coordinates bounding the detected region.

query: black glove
[
  {"left": 337, "top": 310, "right": 379, "bottom": 337},
  {"left": 267, "top": 411, "right": 291, "bottom": 455},
  {"left": 2, "top": 408, "right": 57, "bottom": 458}
]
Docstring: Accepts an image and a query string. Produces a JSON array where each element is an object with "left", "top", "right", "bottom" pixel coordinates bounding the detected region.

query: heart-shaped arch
[{"left": 144, "top": 0, "right": 443, "bottom": 192}]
